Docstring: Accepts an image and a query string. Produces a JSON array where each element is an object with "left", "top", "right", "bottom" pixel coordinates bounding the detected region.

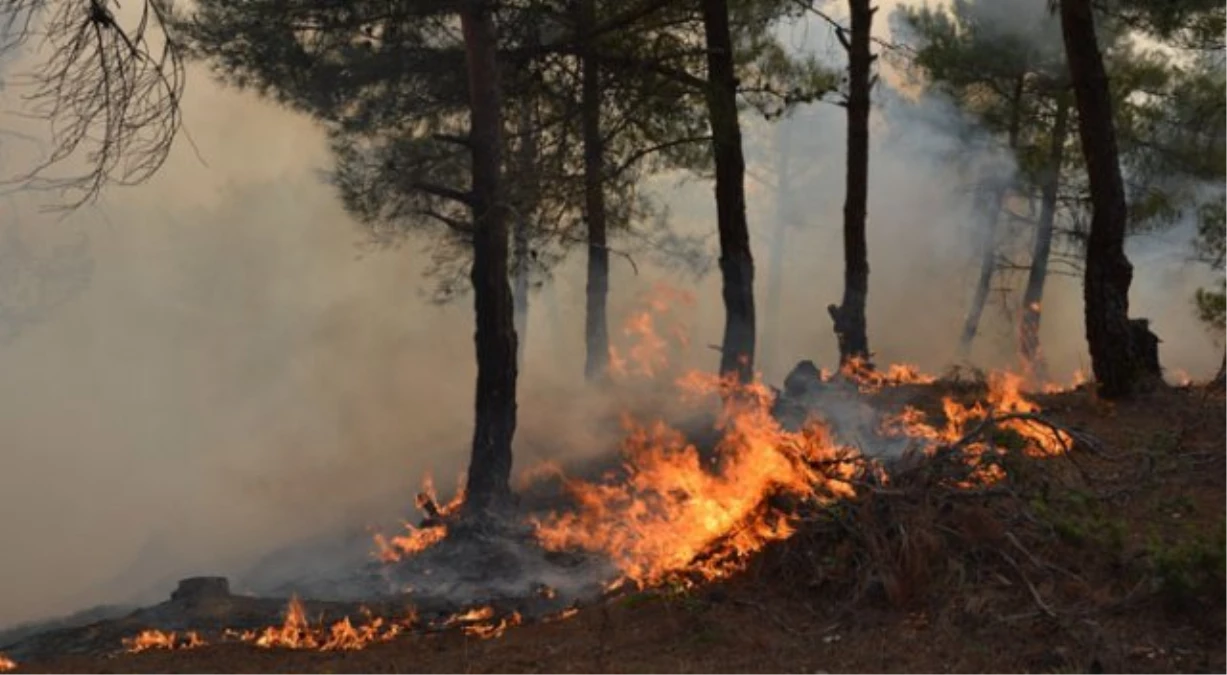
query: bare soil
[{"left": 11, "top": 384, "right": 1225, "bottom": 674}]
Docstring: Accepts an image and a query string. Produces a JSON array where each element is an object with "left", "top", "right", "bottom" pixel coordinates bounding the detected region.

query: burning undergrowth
[{"left": 0, "top": 285, "right": 1101, "bottom": 669}]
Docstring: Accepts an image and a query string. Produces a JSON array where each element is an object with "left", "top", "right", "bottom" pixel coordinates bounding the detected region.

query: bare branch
[{"left": 0, "top": 0, "right": 189, "bottom": 210}]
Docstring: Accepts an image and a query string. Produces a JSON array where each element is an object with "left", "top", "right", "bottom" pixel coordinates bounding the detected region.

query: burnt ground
[{"left": 6, "top": 381, "right": 1225, "bottom": 674}]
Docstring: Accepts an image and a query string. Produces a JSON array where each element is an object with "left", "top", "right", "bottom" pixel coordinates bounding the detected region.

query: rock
[{"left": 170, "top": 577, "right": 231, "bottom": 606}]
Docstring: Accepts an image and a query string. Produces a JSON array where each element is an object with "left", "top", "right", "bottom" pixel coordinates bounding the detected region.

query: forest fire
[
  {"left": 0, "top": 653, "right": 15, "bottom": 672},
  {"left": 103, "top": 288, "right": 1080, "bottom": 659}
]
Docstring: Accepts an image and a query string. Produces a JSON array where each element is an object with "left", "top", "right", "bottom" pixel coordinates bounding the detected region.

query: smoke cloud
[{"left": 0, "top": 0, "right": 1218, "bottom": 632}]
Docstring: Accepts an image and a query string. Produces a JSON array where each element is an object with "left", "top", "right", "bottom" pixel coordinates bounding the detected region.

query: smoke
[{"left": 0, "top": 0, "right": 1219, "bottom": 633}]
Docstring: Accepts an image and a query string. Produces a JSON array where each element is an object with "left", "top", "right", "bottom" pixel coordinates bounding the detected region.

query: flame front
[
  {"left": 122, "top": 630, "right": 206, "bottom": 653},
  {"left": 532, "top": 371, "right": 859, "bottom": 587},
  {"left": 228, "top": 597, "right": 408, "bottom": 651},
  {"left": 0, "top": 653, "right": 16, "bottom": 672}
]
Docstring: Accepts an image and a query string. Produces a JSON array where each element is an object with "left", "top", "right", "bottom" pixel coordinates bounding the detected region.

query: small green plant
[{"left": 1144, "top": 525, "right": 1227, "bottom": 607}]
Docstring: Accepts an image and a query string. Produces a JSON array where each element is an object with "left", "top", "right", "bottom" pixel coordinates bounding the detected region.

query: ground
[{"left": 10, "top": 383, "right": 1225, "bottom": 674}]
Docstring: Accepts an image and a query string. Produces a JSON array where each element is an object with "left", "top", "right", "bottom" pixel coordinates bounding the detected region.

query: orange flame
[
  {"left": 0, "top": 653, "right": 16, "bottom": 672},
  {"left": 230, "top": 597, "right": 407, "bottom": 651},
  {"left": 122, "top": 629, "right": 206, "bottom": 653},
  {"left": 374, "top": 473, "right": 465, "bottom": 562},
  {"left": 608, "top": 284, "right": 695, "bottom": 379},
  {"left": 532, "top": 371, "right": 858, "bottom": 587},
  {"left": 840, "top": 356, "right": 936, "bottom": 392}
]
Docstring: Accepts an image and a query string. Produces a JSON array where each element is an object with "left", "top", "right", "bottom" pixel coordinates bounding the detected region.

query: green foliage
[
  {"left": 176, "top": 0, "right": 833, "bottom": 302},
  {"left": 1143, "top": 523, "right": 1227, "bottom": 608}
]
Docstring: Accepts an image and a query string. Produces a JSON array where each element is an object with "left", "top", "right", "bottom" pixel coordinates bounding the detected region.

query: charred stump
[{"left": 1129, "top": 318, "right": 1162, "bottom": 382}]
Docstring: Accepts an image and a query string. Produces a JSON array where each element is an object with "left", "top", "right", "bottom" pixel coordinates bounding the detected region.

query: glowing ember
[
  {"left": 461, "top": 611, "right": 522, "bottom": 639},
  {"left": 532, "top": 371, "right": 859, "bottom": 587},
  {"left": 0, "top": 653, "right": 16, "bottom": 672},
  {"left": 374, "top": 473, "right": 465, "bottom": 562}
]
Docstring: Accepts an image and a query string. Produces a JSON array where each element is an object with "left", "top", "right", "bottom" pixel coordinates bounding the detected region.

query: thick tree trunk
[
  {"left": 460, "top": 0, "right": 517, "bottom": 512},
  {"left": 828, "top": 0, "right": 875, "bottom": 368},
  {"left": 1059, "top": 0, "right": 1141, "bottom": 399},
  {"left": 762, "top": 122, "right": 794, "bottom": 378},
  {"left": 959, "top": 74, "right": 1026, "bottom": 357},
  {"left": 1018, "top": 91, "right": 1071, "bottom": 380},
  {"left": 580, "top": 0, "right": 611, "bottom": 383},
  {"left": 701, "top": 0, "right": 756, "bottom": 384}
]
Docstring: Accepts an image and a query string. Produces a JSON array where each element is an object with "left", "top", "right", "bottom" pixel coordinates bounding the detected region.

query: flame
[
  {"left": 532, "top": 371, "right": 858, "bottom": 587},
  {"left": 608, "top": 284, "right": 695, "bottom": 379},
  {"left": 121, "top": 629, "right": 206, "bottom": 653},
  {"left": 0, "top": 653, "right": 15, "bottom": 672},
  {"left": 462, "top": 611, "right": 522, "bottom": 639},
  {"left": 840, "top": 356, "right": 936, "bottom": 392},
  {"left": 880, "top": 371, "right": 1072, "bottom": 485},
  {"left": 374, "top": 473, "right": 465, "bottom": 562},
  {"left": 229, "top": 597, "right": 407, "bottom": 651}
]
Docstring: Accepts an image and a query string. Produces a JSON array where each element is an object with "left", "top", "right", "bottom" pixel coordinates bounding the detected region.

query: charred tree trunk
[
  {"left": 762, "top": 121, "right": 794, "bottom": 378},
  {"left": 580, "top": 0, "right": 611, "bottom": 383},
  {"left": 701, "top": 0, "right": 756, "bottom": 384},
  {"left": 1018, "top": 90, "right": 1071, "bottom": 380},
  {"left": 959, "top": 74, "right": 1026, "bottom": 357},
  {"left": 513, "top": 95, "right": 539, "bottom": 368},
  {"left": 461, "top": 0, "right": 517, "bottom": 512},
  {"left": 1212, "top": 354, "right": 1226, "bottom": 388},
  {"left": 1059, "top": 0, "right": 1141, "bottom": 399},
  {"left": 828, "top": 0, "right": 875, "bottom": 368}
]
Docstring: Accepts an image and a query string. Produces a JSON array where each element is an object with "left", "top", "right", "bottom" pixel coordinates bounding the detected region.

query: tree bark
[
  {"left": 460, "top": 0, "right": 517, "bottom": 512},
  {"left": 701, "top": 0, "right": 756, "bottom": 384},
  {"left": 828, "top": 0, "right": 875, "bottom": 368},
  {"left": 762, "top": 121, "right": 794, "bottom": 378},
  {"left": 580, "top": 0, "right": 611, "bottom": 383},
  {"left": 959, "top": 73, "right": 1026, "bottom": 357},
  {"left": 1018, "top": 90, "right": 1071, "bottom": 380},
  {"left": 1059, "top": 0, "right": 1141, "bottom": 399}
]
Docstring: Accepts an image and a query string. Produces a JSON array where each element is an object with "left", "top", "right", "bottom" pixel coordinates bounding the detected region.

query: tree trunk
[
  {"left": 762, "top": 121, "right": 794, "bottom": 378},
  {"left": 701, "top": 0, "right": 756, "bottom": 384},
  {"left": 1059, "top": 0, "right": 1140, "bottom": 399},
  {"left": 959, "top": 186, "right": 1004, "bottom": 356},
  {"left": 460, "top": 0, "right": 517, "bottom": 513},
  {"left": 1212, "top": 354, "right": 1225, "bottom": 388},
  {"left": 959, "top": 74, "right": 1026, "bottom": 357},
  {"left": 513, "top": 95, "right": 538, "bottom": 368},
  {"left": 828, "top": 0, "right": 875, "bottom": 368},
  {"left": 580, "top": 0, "right": 611, "bottom": 383},
  {"left": 1018, "top": 91, "right": 1071, "bottom": 381}
]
